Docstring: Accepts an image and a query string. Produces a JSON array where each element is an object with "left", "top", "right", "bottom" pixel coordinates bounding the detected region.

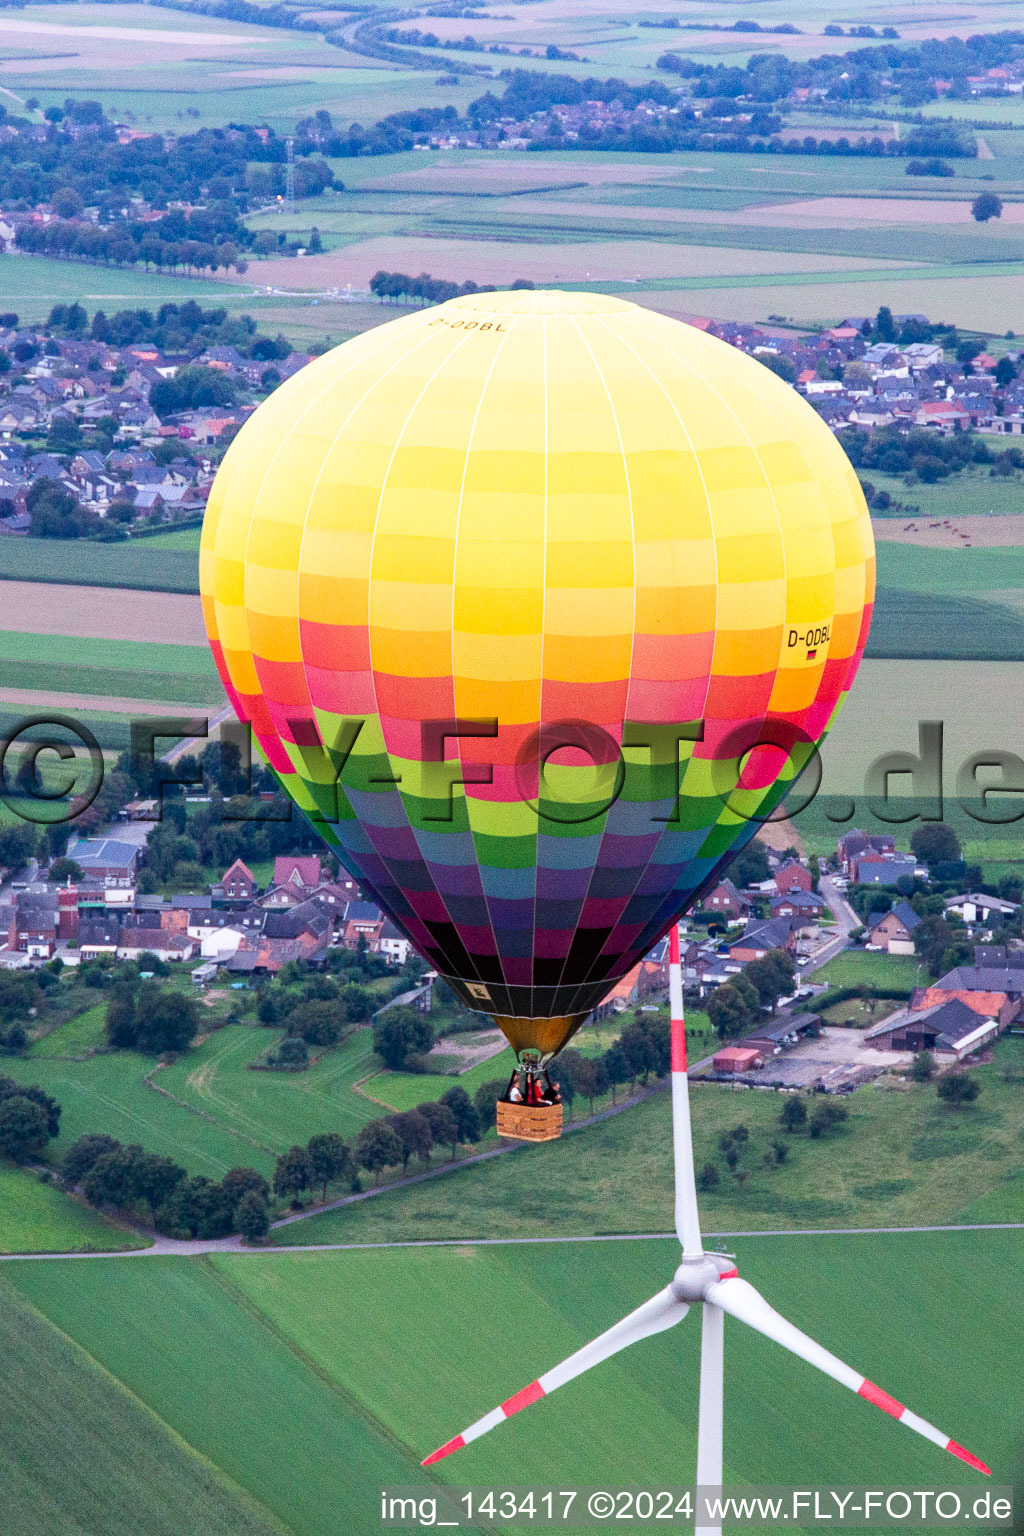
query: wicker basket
[{"left": 496, "top": 1100, "right": 563, "bottom": 1142}]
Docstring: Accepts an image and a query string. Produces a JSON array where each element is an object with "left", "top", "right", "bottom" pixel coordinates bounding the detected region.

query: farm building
[
  {"left": 866, "top": 900, "right": 920, "bottom": 954},
  {"left": 744, "top": 1015, "right": 820, "bottom": 1058},
  {"left": 911, "top": 984, "right": 1020, "bottom": 1030},
  {"left": 63, "top": 837, "right": 140, "bottom": 884},
  {"left": 865, "top": 997, "right": 1003, "bottom": 1061},
  {"left": 712, "top": 1045, "right": 763, "bottom": 1073}
]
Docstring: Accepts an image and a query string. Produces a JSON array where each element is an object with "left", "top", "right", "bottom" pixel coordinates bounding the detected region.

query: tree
[
  {"left": 809, "top": 1100, "right": 848, "bottom": 1138},
  {"left": 972, "top": 193, "right": 1003, "bottom": 223},
  {"left": 416, "top": 1100, "right": 459, "bottom": 1159},
  {"left": 236, "top": 1188, "right": 270, "bottom": 1243},
  {"left": 49, "top": 857, "right": 84, "bottom": 883},
  {"left": 874, "top": 305, "right": 896, "bottom": 341},
  {"left": 0, "top": 1096, "right": 49, "bottom": 1162},
  {"left": 910, "top": 1049, "right": 935, "bottom": 1082},
  {"left": 779, "top": 1096, "right": 807, "bottom": 1133},
  {"left": 221, "top": 1165, "right": 270, "bottom": 1212},
  {"left": 51, "top": 185, "right": 84, "bottom": 219},
  {"left": 914, "top": 915, "right": 958, "bottom": 978},
  {"left": 707, "top": 982, "right": 751, "bottom": 1040},
  {"left": 83, "top": 1144, "right": 144, "bottom": 1208},
  {"left": 744, "top": 950, "right": 795, "bottom": 1013},
  {"left": 134, "top": 983, "right": 197, "bottom": 1053},
  {"left": 354, "top": 1119, "right": 404, "bottom": 1179},
  {"left": 995, "top": 355, "right": 1017, "bottom": 388},
  {"left": 731, "top": 840, "right": 769, "bottom": 886},
  {"left": 373, "top": 1006, "right": 433, "bottom": 1069},
  {"left": 131, "top": 1151, "right": 186, "bottom": 1215},
  {"left": 758, "top": 352, "right": 797, "bottom": 384},
  {"left": 910, "top": 824, "right": 959, "bottom": 866},
  {"left": 439, "top": 1085, "right": 480, "bottom": 1143},
  {"left": 305, "top": 1131, "right": 352, "bottom": 1201},
  {"left": 61, "top": 1132, "right": 119, "bottom": 1188},
  {"left": 273, "top": 1144, "right": 312, "bottom": 1201},
  {"left": 937, "top": 1071, "right": 980, "bottom": 1106},
  {"left": 473, "top": 1077, "right": 507, "bottom": 1132},
  {"left": 602, "top": 1042, "right": 629, "bottom": 1103},
  {"left": 286, "top": 998, "right": 343, "bottom": 1048},
  {"left": 697, "top": 1162, "right": 719, "bottom": 1192},
  {"left": 389, "top": 1110, "right": 432, "bottom": 1170},
  {"left": 106, "top": 989, "right": 138, "bottom": 1049},
  {"left": 571, "top": 1054, "right": 608, "bottom": 1115},
  {"left": 0, "top": 1077, "right": 60, "bottom": 1137}
]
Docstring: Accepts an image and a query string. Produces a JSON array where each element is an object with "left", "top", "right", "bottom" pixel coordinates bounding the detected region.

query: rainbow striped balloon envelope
[{"left": 201, "top": 290, "right": 874, "bottom": 1059}]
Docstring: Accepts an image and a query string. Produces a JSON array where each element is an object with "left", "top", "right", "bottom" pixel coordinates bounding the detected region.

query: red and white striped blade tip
[
  {"left": 856, "top": 1379, "right": 990, "bottom": 1475},
  {"left": 423, "top": 1381, "right": 545, "bottom": 1465},
  {"left": 422, "top": 1435, "right": 464, "bottom": 1466}
]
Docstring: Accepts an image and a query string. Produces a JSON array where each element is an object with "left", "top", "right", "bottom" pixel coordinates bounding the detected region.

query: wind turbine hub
[{"left": 670, "top": 1252, "right": 737, "bottom": 1304}]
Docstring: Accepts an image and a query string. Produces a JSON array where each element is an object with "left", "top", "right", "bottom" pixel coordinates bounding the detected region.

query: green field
[
  {"left": 875, "top": 541, "right": 1024, "bottom": 596},
  {"left": 4, "top": 1256, "right": 429, "bottom": 1536},
  {"left": 365, "top": 1045, "right": 517, "bottom": 1112},
  {"left": 272, "top": 1037, "right": 1024, "bottom": 1245},
  {"left": 2, "top": 1047, "right": 278, "bottom": 1179},
  {"left": 0, "top": 1164, "right": 146, "bottom": 1255},
  {"left": 3, "top": 1230, "right": 1012, "bottom": 1533},
  {"left": 136, "top": 526, "right": 203, "bottom": 550},
  {"left": 0, "top": 1277, "right": 290, "bottom": 1536},
  {"left": 0, "top": 628, "right": 220, "bottom": 705},
  {"left": 0, "top": 539, "right": 199, "bottom": 593},
  {"left": 811, "top": 951, "right": 923, "bottom": 989},
  {"left": 870, "top": 470, "right": 1024, "bottom": 519},
  {"left": 0, "top": 252, "right": 233, "bottom": 305},
  {"left": 867, "top": 587, "right": 1024, "bottom": 660},
  {"left": 28, "top": 1003, "right": 109, "bottom": 1059},
  {"left": 157, "top": 1024, "right": 383, "bottom": 1152}
]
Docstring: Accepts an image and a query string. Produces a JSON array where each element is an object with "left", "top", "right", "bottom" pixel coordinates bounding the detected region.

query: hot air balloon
[{"left": 200, "top": 290, "right": 874, "bottom": 1132}]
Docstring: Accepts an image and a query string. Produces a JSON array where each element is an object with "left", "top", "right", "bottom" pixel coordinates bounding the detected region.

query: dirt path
[{"left": 0, "top": 685, "right": 211, "bottom": 715}]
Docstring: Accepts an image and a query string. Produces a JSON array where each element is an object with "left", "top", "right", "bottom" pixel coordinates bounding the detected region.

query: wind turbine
[{"left": 422, "top": 926, "right": 990, "bottom": 1526}]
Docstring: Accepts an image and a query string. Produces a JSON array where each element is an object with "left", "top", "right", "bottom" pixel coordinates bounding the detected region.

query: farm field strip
[
  {"left": 4, "top": 1256, "right": 428, "bottom": 1536},
  {"left": 271, "top": 1038, "right": 1024, "bottom": 1247},
  {"left": 158, "top": 1025, "right": 383, "bottom": 1151},
  {"left": 1, "top": 1050, "right": 277, "bottom": 1178},
  {"left": 0, "top": 580, "right": 204, "bottom": 639},
  {"left": 0, "top": 1276, "right": 290, "bottom": 1536},
  {"left": 0, "top": 1166, "right": 147, "bottom": 1256},
  {"left": 3, "top": 1232, "right": 1009, "bottom": 1536}
]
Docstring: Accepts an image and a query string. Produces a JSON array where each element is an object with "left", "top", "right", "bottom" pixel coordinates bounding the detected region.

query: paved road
[
  {"left": 800, "top": 872, "right": 858, "bottom": 975},
  {"left": 3, "top": 1220, "right": 1022, "bottom": 1263}
]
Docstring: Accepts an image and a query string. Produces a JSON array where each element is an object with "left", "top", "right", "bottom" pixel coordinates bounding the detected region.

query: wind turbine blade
[
  {"left": 706, "top": 1276, "right": 990, "bottom": 1476},
  {"left": 422, "top": 1286, "right": 689, "bottom": 1465},
  {"left": 695, "top": 1302, "right": 724, "bottom": 1536},
  {"left": 669, "top": 922, "right": 702, "bottom": 1256}
]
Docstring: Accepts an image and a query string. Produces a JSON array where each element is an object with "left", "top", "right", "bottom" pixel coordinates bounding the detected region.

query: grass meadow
[
  {"left": 273, "top": 1037, "right": 1024, "bottom": 1245},
  {"left": 28, "top": 1002, "right": 109, "bottom": 1059},
  {"left": 4, "top": 1256, "right": 429, "bottom": 1536},
  {"left": 157, "top": 1024, "right": 382, "bottom": 1151},
  {"left": 0, "top": 1277, "right": 290, "bottom": 1536},
  {"left": 3, "top": 1230, "right": 1013, "bottom": 1533},
  {"left": 2, "top": 1047, "right": 278, "bottom": 1179},
  {"left": 0, "top": 1165, "right": 146, "bottom": 1255}
]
